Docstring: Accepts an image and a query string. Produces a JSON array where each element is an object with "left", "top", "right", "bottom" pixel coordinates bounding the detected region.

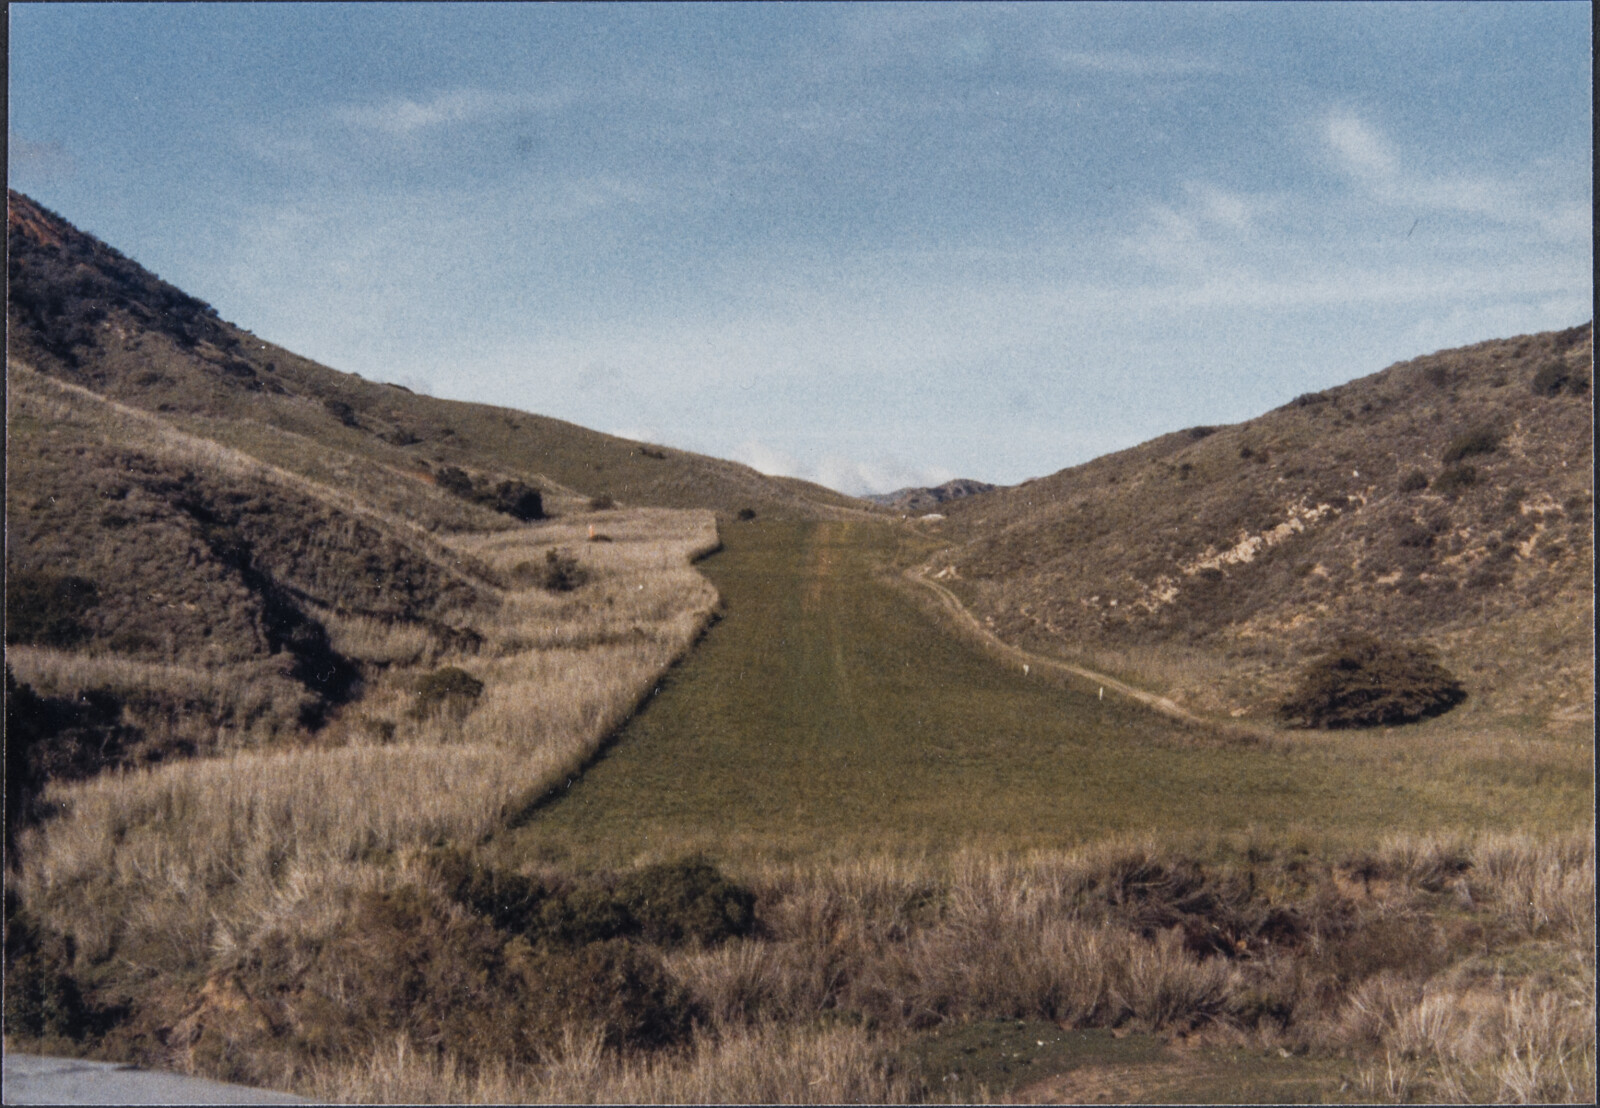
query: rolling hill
[
  {"left": 928, "top": 325, "right": 1594, "bottom": 722},
  {"left": 4, "top": 188, "right": 869, "bottom": 829},
  {"left": 5, "top": 190, "right": 866, "bottom": 523}
]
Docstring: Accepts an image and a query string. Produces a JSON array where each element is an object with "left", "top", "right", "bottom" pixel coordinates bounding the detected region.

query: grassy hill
[
  {"left": 6, "top": 189, "right": 866, "bottom": 523},
  {"left": 930, "top": 325, "right": 1594, "bottom": 723},
  {"left": 5, "top": 186, "right": 865, "bottom": 808}
]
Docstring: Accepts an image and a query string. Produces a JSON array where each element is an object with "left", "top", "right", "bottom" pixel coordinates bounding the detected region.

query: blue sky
[{"left": 9, "top": 2, "right": 1592, "bottom": 494}]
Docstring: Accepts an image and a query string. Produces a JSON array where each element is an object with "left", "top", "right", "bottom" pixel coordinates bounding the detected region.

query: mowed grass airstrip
[{"left": 496, "top": 520, "right": 1590, "bottom": 870}]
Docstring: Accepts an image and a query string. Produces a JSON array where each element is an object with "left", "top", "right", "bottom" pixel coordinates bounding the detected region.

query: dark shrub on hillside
[
  {"left": 736, "top": 507, "right": 757, "bottom": 521},
  {"left": 409, "top": 666, "right": 483, "bottom": 719},
  {"left": 5, "top": 570, "right": 100, "bottom": 647},
  {"left": 1398, "top": 470, "right": 1430, "bottom": 493},
  {"left": 432, "top": 466, "right": 543, "bottom": 520},
  {"left": 1432, "top": 464, "right": 1478, "bottom": 497},
  {"left": 532, "top": 549, "right": 587, "bottom": 592},
  {"left": 6, "top": 668, "right": 141, "bottom": 848},
  {"left": 434, "top": 465, "right": 475, "bottom": 498},
  {"left": 1531, "top": 361, "right": 1591, "bottom": 397},
  {"left": 1277, "top": 633, "right": 1466, "bottom": 729},
  {"left": 485, "top": 480, "right": 544, "bottom": 521},
  {"left": 1441, "top": 426, "right": 1502, "bottom": 464},
  {"left": 321, "top": 397, "right": 358, "bottom": 427}
]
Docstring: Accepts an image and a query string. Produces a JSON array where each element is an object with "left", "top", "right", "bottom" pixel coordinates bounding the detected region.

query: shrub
[
  {"left": 589, "top": 494, "right": 616, "bottom": 511},
  {"left": 1531, "top": 361, "right": 1590, "bottom": 397},
  {"left": 1398, "top": 470, "right": 1430, "bottom": 493},
  {"left": 616, "top": 858, "right": 758, "bottom": 947},
  {"left": 430, "top": 851, "right": 756, "bottom": 950},
  {"left": 321, "top": 397, "right": 358, "bottom": 427},
  {"left": 534, "top": 549, "right": 587, "bottom": 592},
  {"left": 505, "top": 937, "right": 699, "bottom": 1053},
  {"left": 736, "top": 508, "right": 757, "bottom": 521},
  {"left": 409, "top": 666, "right": 484, "bottom": 719},
  {"left": 1441, "top": 427, "right": 1501, "bottom": 464},
  {"left": 1277, "top": 634, "right": 1466, "bottom": 729},
  {"left": 1432, "top": 464, "right": 1478, "bottom": 497},
  {"left": 432, "top": 466, "right": 543, "bottom": 520},
  {"left": 3, "top": 894, "right": 99, "bottom": 1041},
  {"left": 485, "top": 480, "right": 544, "bottom": 522},
  {"left": 5, "top": 570, "right": 100, "bottom": 647},
  {"left": 434, "top": 465, "right": 474, "bottom": 498}
]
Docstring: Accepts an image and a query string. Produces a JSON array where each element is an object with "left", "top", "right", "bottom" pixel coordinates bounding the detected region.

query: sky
[{"left": 8, "top": 2, "right": 1592, "bottom": 495}]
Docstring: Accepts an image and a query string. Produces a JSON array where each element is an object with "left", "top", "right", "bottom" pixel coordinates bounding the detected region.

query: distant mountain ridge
[{"left": 866, "top": 478, "right": 997, "bottom": 514}]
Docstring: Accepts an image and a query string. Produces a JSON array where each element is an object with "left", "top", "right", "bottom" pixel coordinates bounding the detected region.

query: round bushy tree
[{"left": 1277, "top": 633, "right": 1466, "bottom": 729}]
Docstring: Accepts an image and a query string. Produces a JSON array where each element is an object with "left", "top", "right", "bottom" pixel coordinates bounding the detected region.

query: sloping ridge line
[{"left": 905, "top": 563, "right": 1203, "bottom": 727}]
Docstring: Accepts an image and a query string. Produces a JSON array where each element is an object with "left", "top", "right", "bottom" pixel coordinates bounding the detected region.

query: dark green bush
[
  {"left": 1277, "top": 634, "right": 1466, "bottom": 729},
  {"left": 1432, "top": 464, "right": 1478, "bottom": 497},
  {"left": 1398, "top": 470, "right": 1430, "bottom": 493},
  {"left": 1441, "top": 427, "right": 1501, "bottom": 464},
  {"left": 736, "top": 507, "right": 757, "bottom": 521},
  {"left": 409, "top": 666, "right": 483, "bottom": 719},
  {"left": 5, "top": 570, "right": 100, "bottom": 647}
]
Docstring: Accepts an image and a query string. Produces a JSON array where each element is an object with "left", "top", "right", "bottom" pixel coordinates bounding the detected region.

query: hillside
[
  {"left": 5, "top": 190, "right": 867, "bottom": 523},
  {"left": 865, "top": 478, "right": 997, "bottom": 514},
  {"left": 931, "top": 325, "right": 1594, "bottom": 722},
  {"left": 3, "top": 187, "right": 860, "bottom": 823}
]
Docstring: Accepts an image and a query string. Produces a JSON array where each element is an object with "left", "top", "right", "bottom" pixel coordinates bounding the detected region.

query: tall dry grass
[
  {"left": 10, "top": 507, "right": 723, "bottom": 1032},
  {"left": 260, "top": 829, "right": 1595, "bottom": 1103},
  {"left": 302, "top": 1021, "right": 917, "bottom": 1105}
]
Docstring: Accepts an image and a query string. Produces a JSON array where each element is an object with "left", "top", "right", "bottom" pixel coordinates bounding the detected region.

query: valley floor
[{"left": 500, "top": 519, "right": 1592, "bottom": 869}]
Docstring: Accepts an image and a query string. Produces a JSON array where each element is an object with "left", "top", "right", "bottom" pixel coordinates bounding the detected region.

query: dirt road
[{"left": 904, "top": 563, "right": 1206, "bottom": 726}]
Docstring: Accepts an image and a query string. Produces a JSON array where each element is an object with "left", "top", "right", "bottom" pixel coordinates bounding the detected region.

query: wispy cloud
[
  {"left": 1047, "top": 47, "right": 1227, "bottom": 78},
  {"left": 1321, "top": 109, "right": 1585, "bottom": 241},
  {"left": 333, "top": 88, "right": 565, "bottom": 136}
]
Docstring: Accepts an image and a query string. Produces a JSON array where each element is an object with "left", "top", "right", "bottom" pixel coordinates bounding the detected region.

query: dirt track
[{"left": 905, "top": 563, "right": 1206, "bottom": 727}]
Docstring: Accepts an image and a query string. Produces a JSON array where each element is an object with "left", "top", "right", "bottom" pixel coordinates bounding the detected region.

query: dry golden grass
[
  {"left": 225, "top": 828, "right": 1594, "bottom": 1104},
  {"left": 10, "top": 507, "right": 722, "bottom": 1028},
  {"left": 9, "top": 363, "right": 496, "bottom": 589},
  {"left": 301, "top": 1021, "right": 916, "bottom": 1105}
]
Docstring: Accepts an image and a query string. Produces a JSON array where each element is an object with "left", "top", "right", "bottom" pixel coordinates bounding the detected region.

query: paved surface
[{"left": 2, "top": 1053, "right": 313, "bottom": 1105}]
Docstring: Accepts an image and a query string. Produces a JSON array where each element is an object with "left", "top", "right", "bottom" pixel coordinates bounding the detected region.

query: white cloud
[
  {"left": 729, "top": 439, "right": 803, "bottom": 480},
  {"left": 1325, "top": 110, "right": 1399, "bottom": 179}
]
